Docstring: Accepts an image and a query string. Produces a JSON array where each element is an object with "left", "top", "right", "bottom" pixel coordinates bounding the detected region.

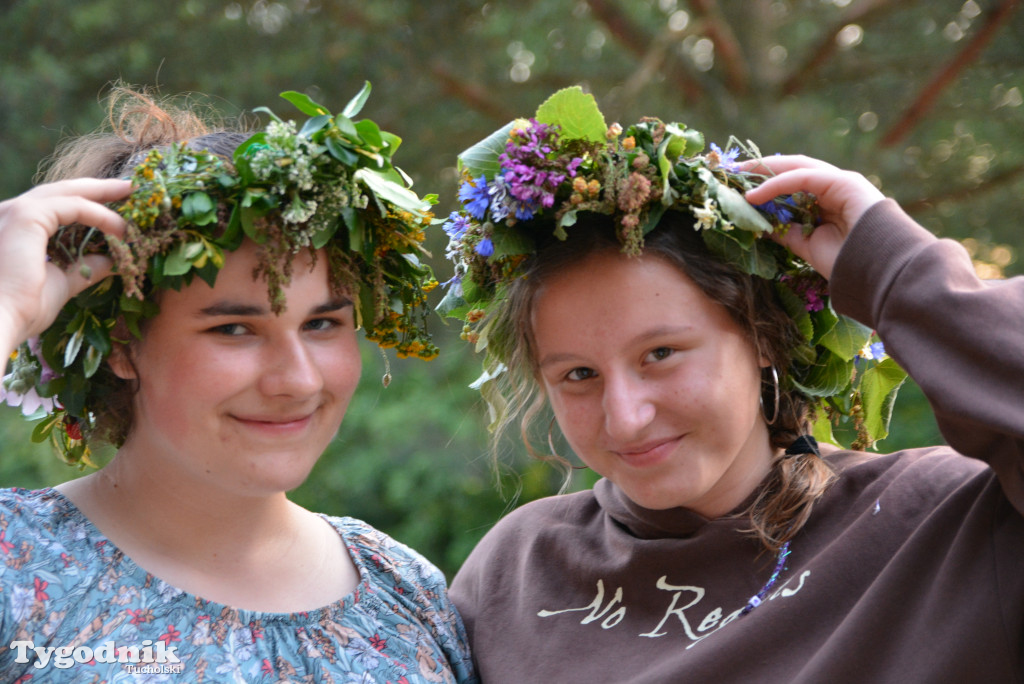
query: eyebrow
[{"left": 198, "top": 297, "right": 353, "bottom": 318}]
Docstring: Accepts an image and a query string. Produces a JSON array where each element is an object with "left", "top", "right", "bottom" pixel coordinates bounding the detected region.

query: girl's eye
[
  {"left": 210, "top": 323, "right": 248, "bottom": 336},
  {"left": 566, "top": 367, "right": 596, "bottom": 381},
  {"left": 647, "top": 347, "right": 674, "bottom": 362},
  {"left": 304, "top": 317, "right": 340, "bottom": 332}
]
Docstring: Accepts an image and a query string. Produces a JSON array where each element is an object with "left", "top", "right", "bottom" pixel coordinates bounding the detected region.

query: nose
[
  {"left": 259, "top": 334, "right": 323, "bottom": 398},
  {"left": 602, "top": 371, "right": 656, "bottom": 442}
]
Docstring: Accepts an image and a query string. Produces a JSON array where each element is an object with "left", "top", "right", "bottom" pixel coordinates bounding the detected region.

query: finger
[
  {"left": 1, "top": 194, "right": 129, "bottom": 241},
  {"left": 741, "top": 155, "right": 839, "bottom": 177},
  {"left": 43, "top": 195, "right": 129, "bottom": 240},
  {"left": 64, "top": 254, "right": 116, "bottom": 299},
  {"left": 25, "top": 178, "right": 133, "bottom": 203}
]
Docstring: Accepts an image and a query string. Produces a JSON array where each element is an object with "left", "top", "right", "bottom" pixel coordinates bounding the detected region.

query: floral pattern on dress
[{"left": 0, "top": 488, "right": 477, "bottom": 683}]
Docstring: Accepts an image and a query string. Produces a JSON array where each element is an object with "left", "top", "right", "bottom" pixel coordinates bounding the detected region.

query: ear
[{"left": 107, "top": 343, "right": 137, "bottom": 380}]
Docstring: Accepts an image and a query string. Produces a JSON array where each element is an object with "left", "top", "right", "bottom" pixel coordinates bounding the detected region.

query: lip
[
  {"left": 231, "top": 412, "right": 315, "bottom": 435},
  {"left": 612, "top": 435, "right": 683, "bottom": 468}
]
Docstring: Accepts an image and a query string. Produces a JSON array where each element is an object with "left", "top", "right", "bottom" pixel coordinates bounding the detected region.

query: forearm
[{"left": 831, "top": 200, "right": 1024, "bottom": 508}]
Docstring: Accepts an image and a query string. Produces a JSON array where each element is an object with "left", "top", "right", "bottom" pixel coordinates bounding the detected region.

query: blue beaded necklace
[{"left": 740, "top": 540, "right": 792, "bottom": 616}]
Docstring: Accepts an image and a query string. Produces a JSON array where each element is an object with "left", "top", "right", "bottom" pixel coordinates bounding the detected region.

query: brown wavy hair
[
  {"left": 38, "top": 85, "right": 254, "bottom": 451},
  {"left": 486, "top": 212, "right": 836, "bottom": 553}
]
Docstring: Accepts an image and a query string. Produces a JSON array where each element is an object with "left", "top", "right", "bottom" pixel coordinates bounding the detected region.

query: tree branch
[
  {"left": 780, "top": 0, "right": 907, "bottom": 96},
  {"left": 687, "top": 0, "right": 748, "bottom": 93},
  {"left": 901, "top": 163, "right": 1024, "bottom": 213},
  {"left": 880, "top": 0, "right": 1023, "bottom": 147},
  {"left": 586, "top": 0, "right": 705, "bottom": 102},
  {"left": 429, "top": 61, "right": 519, "bottom": 124}
]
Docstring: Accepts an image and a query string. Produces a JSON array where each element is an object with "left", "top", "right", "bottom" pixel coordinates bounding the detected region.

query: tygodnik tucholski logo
[{"left": 10, "top": 638, "right": 183, "bottom": 673}]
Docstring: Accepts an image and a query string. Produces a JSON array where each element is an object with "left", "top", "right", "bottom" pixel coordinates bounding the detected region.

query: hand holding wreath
[{"left": 0, "top": 179, "right": 130, "bottom": 358}]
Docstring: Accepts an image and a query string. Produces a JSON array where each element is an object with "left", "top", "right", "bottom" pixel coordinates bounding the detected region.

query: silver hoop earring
[{"left": 760, "top": 366, "right": 780, "bottom": 425}]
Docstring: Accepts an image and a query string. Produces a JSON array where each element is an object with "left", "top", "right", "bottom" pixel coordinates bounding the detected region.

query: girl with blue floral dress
[{"left": 0, "top": 86, "right": 476, "bottom": 683}]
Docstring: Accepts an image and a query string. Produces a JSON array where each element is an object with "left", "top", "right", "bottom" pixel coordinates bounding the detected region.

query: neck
[{"left": 58, "top": 450, "right": 300, "bottom": 565}]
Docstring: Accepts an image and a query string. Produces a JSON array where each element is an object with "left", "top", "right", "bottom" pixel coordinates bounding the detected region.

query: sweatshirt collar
[{"left": 593, "top": 478, "right": 727, "bottom": 539}]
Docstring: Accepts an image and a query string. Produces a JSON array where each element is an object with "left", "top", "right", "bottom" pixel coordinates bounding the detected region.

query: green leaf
[
  {"left": 534, "top": 86, "right": 607, "bottom": 143},
  {"left": 354, "top": 119, "right": 383, "bottom": 150},
  {"left": 340, "top": 207, "right": 361, "bottom": 251},
  {"left": 810, "top": 406, "right": 839, "bottom": 446},
  {"left": 164, "top": 241, "right": 201, "bottom": 276},
  {"left": 699, "top": 168, "right": 773, "bottom": 234},
  {"left": 181, "top": 192, "right": 217, "bottom": 226},
  {"left": 664, "top": 124, "right": 705, "bottom": 160},
  {"left": 859, "top": 358, "right": 908, "bottom": 443},
  {"left": 326, "top": 137, "right": 359, "bottom": 166},
  {"left": 379, "top": 130, "right": 402, "bottom": 158},
  {"left": 793, "top": 349, "right": 852, "bottom": 398},
  {"left": 64, "top": 326, "right": 84, "bottom": 369},
  {"left": 701, "top": 229, "right": 778, "bottom": 279},
  {"left": 83, "top": 345, "right": 102, "bottom": 379},
  {"left": 491, "top": 223, "right": 535, "bottom": 258},
  {"left": 459, "top": 121, "right": 515, "bottom": 180},
  {"left": 819, "top": 314, "right": 872, "bottom": 361},
  {"left": 300, "top": 114, "right": 331, "bottom": 138},
  {"left": 353, "top": 169, "right": 430, "bottom": 213},
  {"left": 342, "top": 81, "right": 372, "bottom": 119},
  {"left": 436, "top": 287, "right": 468, "bottom": 318},
  {"left": 31, "top": 414, "right": 59, "bottom": 443},
  {"left": 279, "top": 90, "right": 330, "bottom": 117}
]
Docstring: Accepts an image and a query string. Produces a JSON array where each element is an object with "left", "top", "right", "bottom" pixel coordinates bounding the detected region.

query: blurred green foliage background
[{"left": 1, "top": 0, "right": 1020, "bottom": 578}]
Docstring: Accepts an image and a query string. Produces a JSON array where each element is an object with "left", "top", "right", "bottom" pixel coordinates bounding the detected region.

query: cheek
[{"left": 321, "top": 342, "right": 362, "bottom": 398}]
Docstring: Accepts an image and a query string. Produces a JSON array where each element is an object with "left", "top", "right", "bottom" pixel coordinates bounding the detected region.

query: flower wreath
[
  {"left": 438, "top": 87, "right": 906, "bottom": 450},
  {"left": 2, "top": 82, "right": 439, "bottom": 465}
]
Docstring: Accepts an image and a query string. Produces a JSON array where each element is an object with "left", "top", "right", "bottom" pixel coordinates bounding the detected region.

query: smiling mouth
[
  {"left": 613, "top": 436, "right": 683, "bottom": 465},
  {"left": 232, "top": 413, "right": 315, "bottom": 430}
]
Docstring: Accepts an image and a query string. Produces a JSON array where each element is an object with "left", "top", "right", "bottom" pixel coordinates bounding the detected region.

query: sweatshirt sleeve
[{"left": 830, "top": 199, "right": 1024, "bottom": 513}]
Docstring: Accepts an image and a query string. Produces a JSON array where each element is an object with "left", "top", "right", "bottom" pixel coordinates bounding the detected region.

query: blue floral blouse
[{"left": 0, "top": 488, "right": 477, "bottom": 683}]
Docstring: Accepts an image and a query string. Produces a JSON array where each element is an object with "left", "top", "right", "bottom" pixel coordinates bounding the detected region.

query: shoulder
[
  {"left": 822, "top": 445, "right": 999, "bottom": 513},
  {"left": 321, "top": 515, "right": 449, "bottom": 594},
  {"left": 826, "top": 445, "right": 990, "bottom": 481},
  {"left": 0, "top": 487, "right": 87, "bottom": 545}
]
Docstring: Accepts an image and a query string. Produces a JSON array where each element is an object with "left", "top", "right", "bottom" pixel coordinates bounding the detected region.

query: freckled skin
[{"left": 532, "top": 249, "right": 776, "bottom": 517}]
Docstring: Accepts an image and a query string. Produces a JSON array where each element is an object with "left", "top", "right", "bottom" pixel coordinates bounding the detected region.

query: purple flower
[
  {"left": 458, "top": 176, "right": 491, "bottom": 220},
  {"left": 475, "top": 237, "right": 495, "bottom": 257},
  {"left": 710, "top": 143, "right": 741, "bottom": 172},
  {"left": 28, "top": 337, "right": 57, "bottom": 383}
]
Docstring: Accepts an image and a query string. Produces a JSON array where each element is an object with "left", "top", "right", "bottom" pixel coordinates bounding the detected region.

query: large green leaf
[
  {"left": 793, "top": 349, "right": 851, "bottom": 398},
  {"left": 859, "top": 358, "right": 908, "bottom": 444},
  {"left": 459, "top": 121, "right": 515, "bottom": 180},
  {"left": 819, "top": 314, "right": 872, "bottom": 361},
  {"left": 535, "top": 86, "right": 607, "bottom": 143}
]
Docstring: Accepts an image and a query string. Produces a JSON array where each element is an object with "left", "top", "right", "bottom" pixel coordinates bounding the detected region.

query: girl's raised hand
[
  {"left": 744, "top": 155, "right": 885, "bottom": 280},
  {"left": 0, "top": 178, "right": 131, "bottom": 356}
]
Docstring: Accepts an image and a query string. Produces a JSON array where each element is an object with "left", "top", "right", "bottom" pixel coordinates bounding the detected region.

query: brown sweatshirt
[{"left": 450, "top": 200, "right": 1024, "bottom": 683}]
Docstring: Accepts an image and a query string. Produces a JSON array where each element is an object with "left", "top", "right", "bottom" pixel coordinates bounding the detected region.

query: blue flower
[
  {"left": 475, "top": 237, "right": 495, "bottom": 257},
  {"left": 756, "top": 198, "right": 795, "bottom": 225},
  {"left": 442, "top": 211, "right": 471, "bottom": 240},
  {"left": 513, "top": 201, "right": 536, "bottom": 222},
  {"left": 458, "top": 176, "right": 491, "bottom": 220}
]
